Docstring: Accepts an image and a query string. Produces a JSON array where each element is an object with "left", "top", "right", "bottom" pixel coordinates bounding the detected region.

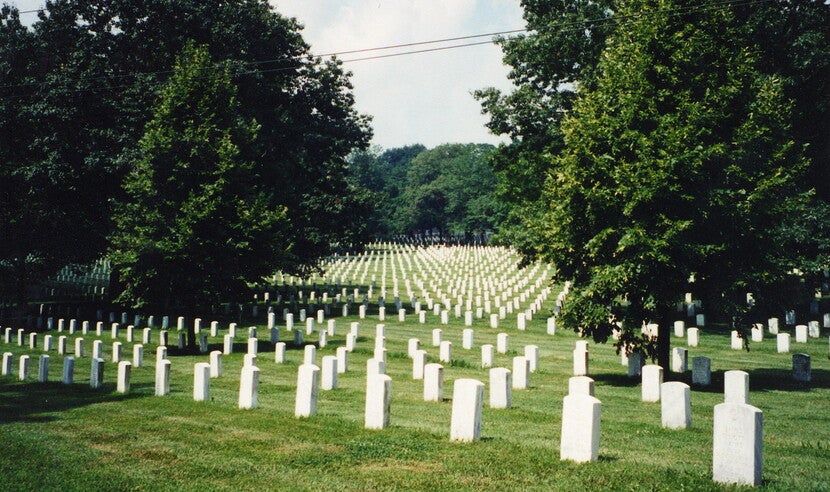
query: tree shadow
[
  {"left": 591, "top": 367, "right": 829, "bottom": 393},
  {"left": 0, "top": 379, "right": 142, "bottom": 424}
]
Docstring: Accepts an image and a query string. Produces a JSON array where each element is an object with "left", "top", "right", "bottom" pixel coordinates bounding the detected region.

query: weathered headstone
[
  {"left": 37, "top": 354, "right": 49, "bottom": 382},
  {"left": 692, "top": 356, "right": 711, "bottom": 386},
  {"left": 62, "top": 356, "right": 74, "bottom": 384},
  {"left": 90, "top": 358, "right": 104, "bottom": 389},
  {"left": 671, "top": 347, "right": 688, "bottom": 373},
  {"left": 155, "top": 359, "right": 171, "bottom": 396},
  {"left": 792, "top": 353, "right": 811, "bottom": 382},
  {"left": 712, "top": 402, "right": 763, "bottom": 486}
]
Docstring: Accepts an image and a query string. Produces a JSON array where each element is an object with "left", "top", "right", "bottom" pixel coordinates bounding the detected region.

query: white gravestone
[
  {"left": 321, "top": 355, "right": 338, "bottom": 390},
  {"left": 365, "top": 374, "right": 392, "bottom": 429},
  {"left": 671, "top": 347, "right": 687, "bottom": 373},
  {"left": 117, "top": 361, "right": 131, "bottom": 393},
  {"left": 133, "top": 344, "right": 144, "bottom": 367},
  {"left": 462, "top": 329, "right": 474, "bottom": 350},
  {"left": 37, "top": 354, "right": 49, "bottom": 382},
  {"left": 524, "top": 345, "right": 539, "bottom": 372},
  {"left": 62, "top": 357, "right": 74, "bottom": 384},
  {"left": 336, "top": 346, "right": 348, "bottom": 374},
  {"left": 210, "top": 351, "right": 222, "bottom": 378},
  {"left": 777, "top": 333, "right": 790, "bottom": 353},
  {"left": 295, "top": 364, "right": 320, "bottom": 417},
  {"left": 489, "top": 367, "right": 511, "bottom": 408},
  {"left": 423, "top": 363, "right": 444, "bottom": 402},
  {"left": 712, "top": 402, "right": 763, "bottom": 486},
  {"left": 642, "top": 365, "right": 663, "bottom": 402},
  {"left": 481, "top": 344, "right": 494, "bottom": 368},
  {"left": 560, "top": 393, "right": 601, "bottom": 463},
  {"left": 155, "top": 359, "right": 171, "bottom": 396},
  {"left": 274, "top": 342, "right": 287, "bottom": 363},
  {"left": 661, "top": 382, "right": 691, "bottom": 429},
  {"left": 439, "top": 341, "right": 452, "bottom": 363},
  {"left": 497, "top": 333, "right": 509, "bottom": 354},
  {"left": 795, "top": 324, "right": 808, "bottom": 343},
  {"left": 512, "top": 356, "right": 530, "bottom": 390},
  {"left": 568, "top": 376, "right": 595, "bottom": 396},
  {"left": 238, "top": 365, "right": 260, "bottom": 409},
  {"left": 724, "top": 370, "right": 749, "bottom": 404},
  {"left": 450, "top": 379, "right": 484, "bottom": 442},
  {"left": 193, "top": 362, "right": 211, "bottom": 401},
  {"left": 90, "top": 358, "right": 104, "bottom": 389}
]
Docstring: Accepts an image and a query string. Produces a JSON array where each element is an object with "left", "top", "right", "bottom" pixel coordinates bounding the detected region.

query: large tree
[
  {"left": 0, "top": 0, "right": 372, "bottom": 313},
  {"left": 538, "top": 0, "right": 816, "bottom": 367},
  {"left": 110, "top": 43, "right": 287, "bottom": 314}
]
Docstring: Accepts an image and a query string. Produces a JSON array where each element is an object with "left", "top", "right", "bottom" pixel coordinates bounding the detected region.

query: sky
[{"left": 9, "top": 0, "right": 526, "bottom": 150}]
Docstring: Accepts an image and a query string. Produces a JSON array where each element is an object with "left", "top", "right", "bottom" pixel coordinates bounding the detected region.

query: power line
[{"left": 0, "top": 0, "right": 775, "bottom": 95}]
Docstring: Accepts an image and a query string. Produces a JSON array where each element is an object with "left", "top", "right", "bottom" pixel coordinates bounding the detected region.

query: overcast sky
[{"left": 9, "top": 0, "right": 525, "bottom": 150}]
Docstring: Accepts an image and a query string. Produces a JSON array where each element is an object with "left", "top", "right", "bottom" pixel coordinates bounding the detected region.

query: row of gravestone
[{"left": 2, "top": 317, "right": 773, "bottom": 487}]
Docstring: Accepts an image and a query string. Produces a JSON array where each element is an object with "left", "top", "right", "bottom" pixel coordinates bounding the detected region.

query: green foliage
[
  {"left": 543, "top": 0, "right": 815, "bottom": 364},
  {"left": 0, "top": 0, "right": 372, "bottom": 310},
  {"left": 348, "top": 144, "right": 500, "bottom": 239},
  {"left": 109, "top": 43, "right": 287, "bottom": 312}
]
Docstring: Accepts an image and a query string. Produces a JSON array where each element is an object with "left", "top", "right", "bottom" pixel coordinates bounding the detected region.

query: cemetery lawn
[{"left": 0, "top": 251, "right": 827, "bottom": 490}]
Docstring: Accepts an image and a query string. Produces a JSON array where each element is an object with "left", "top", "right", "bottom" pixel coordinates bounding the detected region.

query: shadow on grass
[
  {"left": 0, "top": 379, "right": 142, "bottom": 424},
  {"left": 593, "top": 367, "right": 829, "bottom": 393}
]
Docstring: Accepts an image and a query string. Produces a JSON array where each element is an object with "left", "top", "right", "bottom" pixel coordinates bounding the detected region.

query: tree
[
  {"left": 109, "top": 43, "right": 286, "bottom": 315},
  {"left": 538, "top": 0, "right": 815, "bottom": 367},
  {"left": 0, "top": 0, "right": 372, "bottom": 312},
  {"left": 475, "top": 0, "right": 615, "bottom": 256},
  {"left": 396, "top": 144, "right": 499, "bottom": 238}
]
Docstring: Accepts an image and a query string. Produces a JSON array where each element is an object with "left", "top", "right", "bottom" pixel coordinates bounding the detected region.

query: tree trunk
[{"left": 657, "top": 304, "right": 673, "bottom": 371}]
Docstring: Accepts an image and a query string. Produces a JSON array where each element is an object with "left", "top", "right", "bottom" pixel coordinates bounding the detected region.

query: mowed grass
[{"left": 1, "top": 254, "right": 829, "bottom": 490}]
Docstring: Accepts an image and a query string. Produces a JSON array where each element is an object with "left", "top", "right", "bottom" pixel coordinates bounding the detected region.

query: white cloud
[{"left": 273, "top": 0, "right": 524, "bottom": 149}]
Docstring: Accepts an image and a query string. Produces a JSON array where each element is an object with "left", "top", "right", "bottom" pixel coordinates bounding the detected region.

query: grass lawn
[{"left": 1, "top": 248, "right": 828, "bottom": 491}]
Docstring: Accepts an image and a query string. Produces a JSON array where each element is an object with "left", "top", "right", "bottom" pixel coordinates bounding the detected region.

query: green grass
[{"left": 1, "top": 251, "right": 829, "bottom": 490}]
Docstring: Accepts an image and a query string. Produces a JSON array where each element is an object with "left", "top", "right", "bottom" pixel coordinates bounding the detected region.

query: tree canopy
[
  {"left": 481, "top": 0, "right": 830, "bottom": 365},
  {"left": 0, "top": 0, "right": 372, "bottom": 311}
]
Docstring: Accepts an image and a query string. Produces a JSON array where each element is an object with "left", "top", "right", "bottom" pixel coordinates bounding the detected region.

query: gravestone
[
  {"left": 210, "top": 351, "right": 222, "bottom": 378},
  {"left": 62, "top": 357, "right": 74, "bottom": 384},
  {"left": 17, "top": 354, "right": 30, "bottom": 380},
  {"left": 439, "top": 341, "right": 452, "bottom": 363},
  {"left": 674, "top": 320, "right": 685, "bottom": 338},
  {"left": 450, "top": 379, "right": 484, "bottom": 442},
  {"left": 193, "top": 362, "right": 211, "bottom": 401},
  {"left": 407, "top": 338, "right": 420, "bottom": 357},
  {"left": 627, "top": 351, "right": 642, "bottom": 378},
  {"left": 481, "top": 344, "right": 494, "bottom": 368},
  {"left": 671, "top": 347, "right": 688, "bottom": 373},
  {"left": 133, "top": 344, "right": 144, "bottom": 367},
  {"left": 547, "top": 317, "right": 556, "bottom": 335},
  {"left": 223, "top": 335, "right": 233, "bottom": 355},
  {"left": 731, "top": 331, "right": 743, "bottom": 350},
  {"left": 712, "top": 402, "right": 763, "bottom": 486},
  {"left": 573, "top": 342, "right": 588, "bottom": 376},
  {"left": 808, "top": 321, "right": 820, "bottom": 338},
  {"left": 117, "top": 361, "right": 131, "bottom": 393},
  {"left": 497, "top": 333, "right": 509, "bottom": 354},
  {"left": 489, "top": 367, "right": 511, "bottom": 408},
  {"left": 462, "top": 329, "right": 474, "bottom": 350},
  {"left": 568, "top": 376, "right": 595, "bottom": 396},
  {"left": 423, "top": 363, "right": 444, "bottom": 402},
  {"left": 524, "top": 345, "right": 539, "bottom": 372},
  {"left": 642, "top": 365, "right": 663, "bottom": 402},
  {"left": 238, "top": 365, "right": 260, "bottom": 409},
  {"left": 751, "top": 324, "right": 764, "bottom": 342},
  {"left": 155, "top": 359, "right": 171, "bottom": 396},
  {"left": 304, "top": 345, "right": 317, "bottom": 365},
  {"left": 336, "top": 346, "right": 348, "bottom": 373},
  {"left": 661, "top": 382, "right": 691, "bottom": 429},
  {"left": 692, "top": 356, "right": 711, "bottom": 386},
  {"left": 512, "top": 356, "right": 530, "bottom": 390},
  {"left": 37, "top": 354, "right": 49, "bottom": 382},
  {"left": 365, "top": 374, "right": 392, "bottom": 429},
  {"left": 112, "top": 341, "right": 122, "bottom": 363},
  {"left": 792, "top": 353, "right": 811, "bottom": 382},
  {"left": 777, "top": 333, "right": 790, "bottom": 353},
  {"left": 1, "top": 352, "right": 12, "bottom": 376},
  {"left": 321, "top": 355, "right": 338, "bottom": 390},
  {"left": 275, "top": 342, "right": 287, "bottom": 363},
  {"left": 724, "top": 370, "right": 749, "bottom": 404},
  {"left": 560, "top": 393, "right": 601, "bottom": 463},
  {"left": 295, "top": 364, "right": 320, "bottom": 417},
  {"left": 795, "top": 324, "right": 807, "bottom": 343},
  {"left": 432, "top": 328, "right": 442, "bottom": 347},
  {"left": 90, "top": 358, "right": 104, "bottom": 389}
]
